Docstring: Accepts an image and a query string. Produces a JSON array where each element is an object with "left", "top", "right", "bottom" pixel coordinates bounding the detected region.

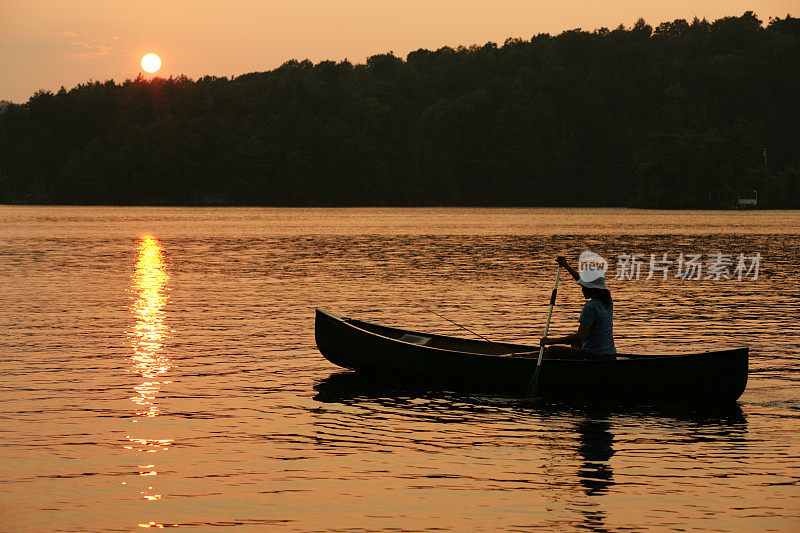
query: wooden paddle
[{"left": 525, "top": 265, "right": 562, "bottom": 398}]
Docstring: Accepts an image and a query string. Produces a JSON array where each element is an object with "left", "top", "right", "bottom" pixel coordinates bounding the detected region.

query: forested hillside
[{"left": 1, "top": 12, "right": 798, "bottom": 207}]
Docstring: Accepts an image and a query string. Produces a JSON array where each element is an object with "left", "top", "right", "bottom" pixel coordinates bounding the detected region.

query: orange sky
[{"left": 0, "top": 1, "right": 795, "bottom": 103}]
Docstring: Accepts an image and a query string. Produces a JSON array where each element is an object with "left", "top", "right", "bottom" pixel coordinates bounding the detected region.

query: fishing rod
[{"left": 419, "top": 305, "right": 529, "bottom": 356}]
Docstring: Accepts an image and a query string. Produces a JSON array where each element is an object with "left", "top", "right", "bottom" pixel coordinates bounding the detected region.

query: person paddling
[{"left": 539, "top": 256, "right": 617, "bottom": 359}]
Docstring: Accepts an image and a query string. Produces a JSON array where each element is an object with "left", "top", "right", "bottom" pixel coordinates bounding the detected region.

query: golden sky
[{"left": 0, "top": 1, "right": 795, "bottom": 102}]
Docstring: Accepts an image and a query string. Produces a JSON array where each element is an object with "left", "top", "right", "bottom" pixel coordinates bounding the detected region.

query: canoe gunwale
[{"left": 321, "top": 309, "right": 744, "bottom": 362}]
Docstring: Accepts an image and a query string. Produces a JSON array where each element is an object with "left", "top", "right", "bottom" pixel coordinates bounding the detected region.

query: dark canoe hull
[{"left": 314, "top": 309, "right": 749, "bottom": 402}]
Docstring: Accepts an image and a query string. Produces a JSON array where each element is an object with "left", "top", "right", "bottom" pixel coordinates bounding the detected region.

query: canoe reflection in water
[
  {"left": 313, "top": 371, "right": 748, "bottom": 422},
  {"left": 314, "top": 371, "right": 748, "bottom": 532}
]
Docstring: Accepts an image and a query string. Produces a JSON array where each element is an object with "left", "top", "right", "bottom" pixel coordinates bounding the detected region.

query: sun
[{"left": 141, "top": 54, "right": 162, "bottom": 74}]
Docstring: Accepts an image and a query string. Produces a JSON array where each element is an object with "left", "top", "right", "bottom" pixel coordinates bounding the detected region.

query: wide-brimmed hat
[{"left": 577, "top": 268, "right": 608, "bottom": 290}]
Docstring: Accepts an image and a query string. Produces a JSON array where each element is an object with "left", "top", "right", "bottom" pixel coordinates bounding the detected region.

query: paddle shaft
[{"left": 526, "top": 265, "right": 562, "bottom": 397}]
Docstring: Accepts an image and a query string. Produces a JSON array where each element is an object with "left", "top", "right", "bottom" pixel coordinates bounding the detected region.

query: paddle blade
[
  {"left": 525, "top": 346, "right": 547, "bottom": 397},
  {"left": 525, "top": 367, "right": 542, "bottom": 397}
]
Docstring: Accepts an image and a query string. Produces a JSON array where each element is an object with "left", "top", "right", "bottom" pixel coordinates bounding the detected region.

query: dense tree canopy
[{"left": 1, "top": 12, "right": 798, "bottom": 207}]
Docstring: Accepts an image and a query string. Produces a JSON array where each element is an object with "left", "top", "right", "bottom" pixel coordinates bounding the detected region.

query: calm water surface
[{"left": 1, "top": 207, "right": 798, "bottom": 532}]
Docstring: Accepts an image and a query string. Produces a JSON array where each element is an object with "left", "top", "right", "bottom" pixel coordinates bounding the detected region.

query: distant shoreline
[{"left": 1, "top": 204, "right": 795, "bottom": 211}]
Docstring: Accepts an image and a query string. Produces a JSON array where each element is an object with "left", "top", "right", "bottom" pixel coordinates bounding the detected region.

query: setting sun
[{"left": 141, "top": 53, "right": 161, "bottom": 73}]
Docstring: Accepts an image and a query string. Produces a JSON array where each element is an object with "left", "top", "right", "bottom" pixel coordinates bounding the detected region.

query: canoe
[{"left": 314, "top": 309, "right": 749, "bottom": 402}]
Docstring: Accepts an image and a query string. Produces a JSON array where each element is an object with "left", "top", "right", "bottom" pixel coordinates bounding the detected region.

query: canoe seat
[{"left": 399, "top": 333, "right": 431, "bottom": 346}]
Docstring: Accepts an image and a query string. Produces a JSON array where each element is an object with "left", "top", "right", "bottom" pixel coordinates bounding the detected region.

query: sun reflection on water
[
  {"left": 127, "top": 234, "right": 172, "bottom": 503},
  {"left": 131, "top": 234, "right": 171, "bottom": 417}
]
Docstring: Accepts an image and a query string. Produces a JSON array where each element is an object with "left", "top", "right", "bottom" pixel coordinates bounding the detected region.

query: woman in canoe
[{"left": 539, "top": 256, "right": 617, "bottom": 359}]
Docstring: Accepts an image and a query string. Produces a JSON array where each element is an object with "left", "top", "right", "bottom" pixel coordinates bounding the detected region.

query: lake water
[{"left": 1, "top": 206, "right": 798, "bottom": 532}]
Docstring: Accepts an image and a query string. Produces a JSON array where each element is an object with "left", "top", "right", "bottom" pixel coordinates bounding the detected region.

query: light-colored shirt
[{"left": 578, "top": 298, "right": 616, "bottom": 354}]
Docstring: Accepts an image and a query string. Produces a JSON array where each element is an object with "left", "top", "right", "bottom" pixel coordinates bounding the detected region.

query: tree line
[{"left": 1, "top": 11, "right": 798, "bottom": 207}]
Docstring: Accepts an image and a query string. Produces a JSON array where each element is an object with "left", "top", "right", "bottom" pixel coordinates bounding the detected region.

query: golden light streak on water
[
  {"left": 130, "top": 235, "right": 170, "bottom": 418},
  {"left": 127, "top": 234, "right": 172, "bottom": 503}
]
